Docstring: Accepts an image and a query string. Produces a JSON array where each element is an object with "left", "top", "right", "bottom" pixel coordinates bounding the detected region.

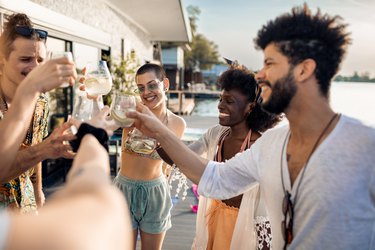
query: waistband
[{"left": 115, "top": 174, "right": 166, "bottom": 187}]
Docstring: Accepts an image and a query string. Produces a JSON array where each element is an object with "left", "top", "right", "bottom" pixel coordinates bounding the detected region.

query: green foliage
[
  {"left": 161, "top": 5, "right": 220, "bottom": 71},
  {"left": 110, "top": 50, "right": 140, "bottom": 95},
  {"left": 184, "top": 5, "right": 221, "bottom": 70},
  {"left": 334, "top": 71, "right": 375, "bottom": 82},
  {"left": 103, "top": 50, "right": 140, "bottom": 104}
]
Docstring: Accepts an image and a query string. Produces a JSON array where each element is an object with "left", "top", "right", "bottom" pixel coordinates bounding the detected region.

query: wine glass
[
  {"left": 47, "top": 51, "right": 74, "bottom": 88},
  {"left": 110, "top": 92, "right": 136, "bottom": 128},
  {"left": 70, "top": 89, "right": 93, "bottom": 134},
  {"left": 84, "top": 61, "right": 113, "bottom": 96}
]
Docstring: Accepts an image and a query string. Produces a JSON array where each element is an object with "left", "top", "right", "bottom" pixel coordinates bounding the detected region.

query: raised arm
[{"left": 0, "top": 57, "right": 76, "bottom": 176}]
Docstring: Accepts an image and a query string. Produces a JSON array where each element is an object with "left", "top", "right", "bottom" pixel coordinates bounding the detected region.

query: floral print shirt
[{"left": 0, "top": 94, "right": 49, "bottom": 213}]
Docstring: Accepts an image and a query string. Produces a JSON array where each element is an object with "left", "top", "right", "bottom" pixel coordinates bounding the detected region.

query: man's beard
[{"left": 261, "top": 69, "right": 297, "bottom": 114}]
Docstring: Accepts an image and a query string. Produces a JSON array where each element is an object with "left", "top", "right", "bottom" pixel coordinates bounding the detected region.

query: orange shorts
[{"left": 206, "top": 199, "right": 239, "bottom": 250}]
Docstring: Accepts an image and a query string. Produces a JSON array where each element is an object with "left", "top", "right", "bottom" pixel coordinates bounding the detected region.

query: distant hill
[{"left": 335, "top": 72, "right": 375, "bottom": 83}]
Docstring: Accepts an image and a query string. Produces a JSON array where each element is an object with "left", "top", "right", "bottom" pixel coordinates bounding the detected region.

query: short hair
[
  {"left": 136, "top": 63, "right": 166, "bottom": 81},
  {"left": 0, "top": 13, "right": 43, "bottom": 59},
  {"left": 254, "top": 4, "right": 351, "bottom": 96},
  {"left": 218, "top": 67, "right": 282, "bottom": 132}
]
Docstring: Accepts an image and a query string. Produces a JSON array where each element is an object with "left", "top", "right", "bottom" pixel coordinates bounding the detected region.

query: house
[
  {"left": 0, "top": 0, "right": 191, "bottom": 181},
  {"left": 0, "top": 0, "right": 191, "bottom": 116}
]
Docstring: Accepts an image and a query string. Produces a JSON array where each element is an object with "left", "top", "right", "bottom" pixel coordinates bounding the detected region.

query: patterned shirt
[{"left": 0, "top": 94, "right": 49, "bottom": 213}]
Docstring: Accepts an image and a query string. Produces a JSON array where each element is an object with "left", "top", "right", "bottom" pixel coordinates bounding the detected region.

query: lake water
[{"left": 191, "top": 82, "right": 375, "bottom": 125}]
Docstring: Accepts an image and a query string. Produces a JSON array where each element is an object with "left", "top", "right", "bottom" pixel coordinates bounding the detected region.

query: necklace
[{"left": 281, "top": 112, "right": 340, "bottom": 203}]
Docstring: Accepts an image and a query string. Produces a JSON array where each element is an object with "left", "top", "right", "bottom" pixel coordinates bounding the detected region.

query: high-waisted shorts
[{"left": 113, "top": 174, "right": 172, "bottom": 234}]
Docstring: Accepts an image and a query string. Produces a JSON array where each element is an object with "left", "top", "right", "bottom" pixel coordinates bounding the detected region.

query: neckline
[
  {"left": 215, "top": 128, "right": 252, "bottom": 162},
  {"left": 280, "top": 113, "right": 340, "bottom": 203}
]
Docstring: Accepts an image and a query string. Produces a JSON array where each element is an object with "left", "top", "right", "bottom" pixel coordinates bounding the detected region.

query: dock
[{"left": 167, "top": 90, "right": 221, "bottom": 115}]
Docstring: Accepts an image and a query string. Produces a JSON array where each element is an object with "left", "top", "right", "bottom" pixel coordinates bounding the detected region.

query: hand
[
  {"left": 34, "top": 188, "right": 45, "bottom": 208},
  {"left": 126, "top": 102, "right": 167, "bottom": 139},
  {"left": 36, "top": 121, "right": 76, "bottom": 160},
  {"left": 78, "top": 66, "right": 100, "bottom": 100},
  {"left": 70, "top": 106, "right": 119, "bottom": 136},
  {"left": 25, "top": 57, "right": 77, "bottom": 93}
]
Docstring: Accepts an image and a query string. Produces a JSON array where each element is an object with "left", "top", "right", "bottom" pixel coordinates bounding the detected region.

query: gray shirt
[{"left": 199, "top": 115, "right": 375, "bottom": 249}]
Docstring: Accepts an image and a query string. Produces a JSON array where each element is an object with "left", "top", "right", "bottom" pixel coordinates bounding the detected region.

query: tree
[
  {"left": 184, "top": 5, "right": 220, "bottom": 70},
  {"left": 161, "top": 5, "right": 221, "bottom": 71}
]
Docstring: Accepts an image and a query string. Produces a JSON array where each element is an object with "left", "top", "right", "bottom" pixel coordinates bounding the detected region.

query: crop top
[{"left": 122, "top": 129, "right": 161, "bottom": 160}]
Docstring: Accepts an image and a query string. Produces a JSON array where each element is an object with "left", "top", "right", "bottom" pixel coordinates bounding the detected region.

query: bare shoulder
[{"left": 167, "top": 110, "right": 186, "bottom": 138}]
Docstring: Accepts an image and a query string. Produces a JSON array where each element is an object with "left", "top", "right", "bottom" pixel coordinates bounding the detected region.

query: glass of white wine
[
  {"left": 84, "top": 61, "right": 113, "bottom": 96},
  {"left": 47, "top": 51, "right": 74, "bottom": 88},
  {"left": 110, "top": 92, "right": 136, "bottom": 127}
]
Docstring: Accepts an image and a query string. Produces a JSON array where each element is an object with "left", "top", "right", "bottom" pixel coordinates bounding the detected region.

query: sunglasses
[
  {"left": 15, "top": 26, "right": 48, "bottom": 41},
  {"left": 137, "top": 80, "right": 163, "bottom": 94},
  {"left": 282, "top": 191, "right": 294, "bottom": 249}
]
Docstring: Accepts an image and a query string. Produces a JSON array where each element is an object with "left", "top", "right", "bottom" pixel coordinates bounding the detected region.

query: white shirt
[{"left": 198, "top": 115, "right": 375, "bottom": 249}]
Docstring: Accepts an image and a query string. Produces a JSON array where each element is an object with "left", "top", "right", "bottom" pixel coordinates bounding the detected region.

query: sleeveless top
[{"left": 122, "top": 128, "right": 161, "bottom": 160}]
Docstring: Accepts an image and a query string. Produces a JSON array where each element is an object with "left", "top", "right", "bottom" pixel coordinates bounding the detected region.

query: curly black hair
[
  {"left": 254, "top": 4, "right": 351, "bottom": 96},
  {"left": 218, "top": 67, "right": 282, "bottom": 132}
]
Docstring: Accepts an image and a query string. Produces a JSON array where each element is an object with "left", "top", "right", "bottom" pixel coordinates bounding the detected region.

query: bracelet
[{"left": 70, "top": 123, "right": 109, "bottom": 152}]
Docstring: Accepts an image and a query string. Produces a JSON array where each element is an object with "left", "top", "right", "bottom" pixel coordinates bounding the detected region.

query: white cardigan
[{"left": 189, "top": 125, "right": 270, "bottom": 250}]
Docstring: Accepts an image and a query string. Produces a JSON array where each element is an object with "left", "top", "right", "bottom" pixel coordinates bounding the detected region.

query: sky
[{"left": 183, "top": 0, "right": 375, "bottom": 77}]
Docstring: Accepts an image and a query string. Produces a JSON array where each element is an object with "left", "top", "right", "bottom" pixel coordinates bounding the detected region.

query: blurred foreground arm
[
  {"left": 128, "top": 103, "right": 209, "bottom": 184},
  {"left": 6, "top": 134, "right": 132, "bottom": 250}
]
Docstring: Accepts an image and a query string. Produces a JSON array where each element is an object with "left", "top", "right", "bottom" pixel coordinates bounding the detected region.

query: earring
[{"left": 165, "top": 88, "right": 168, "bottom": 91}]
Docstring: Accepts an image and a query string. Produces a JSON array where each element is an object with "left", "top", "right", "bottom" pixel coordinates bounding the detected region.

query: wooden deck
[
  {"left": 167, "top": 89, "right": 221, "bottom": 115},
  {"left": 167, "top": 97, "right": 195, "bottom": 115},
  {"left": 163, "top": 188, "right": 197, "bottom": 250},
  {"left": 136, "top": 181, "right": 198, "bottom": 250}
]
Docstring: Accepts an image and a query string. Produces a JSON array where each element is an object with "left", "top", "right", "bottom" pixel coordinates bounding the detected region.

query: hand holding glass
[
  {"left": 48, "top": 51, "right": 73, "bottom": 88},
  {"left": 110, "top": 93, "right": 136, "bottom": 127}
]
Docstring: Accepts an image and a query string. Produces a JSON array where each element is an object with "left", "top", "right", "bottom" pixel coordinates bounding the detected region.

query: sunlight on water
[{"left": 192, "top": 82, "right": 375, "bottom": 125}]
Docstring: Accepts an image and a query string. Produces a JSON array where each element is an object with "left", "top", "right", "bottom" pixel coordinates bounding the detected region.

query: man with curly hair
[{"left": 128, "top": 4, "right": 375, "bottom": 249}]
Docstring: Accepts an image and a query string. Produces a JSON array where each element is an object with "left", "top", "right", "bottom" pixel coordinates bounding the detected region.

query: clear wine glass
[
  {"left": 47, "top": 51, "right": 74, "bottom": 88},
  {"left": 110, "top": 92, "right": 136, "bottom": 128},
  {"left": 84, "top": 61, "right": 113, "bottom": 96},
  {"left": 70, "top": 89, "right": 93, "bottom": 134}
]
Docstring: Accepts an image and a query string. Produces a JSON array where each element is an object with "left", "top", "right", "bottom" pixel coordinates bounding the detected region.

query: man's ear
[
  {"left": 163, "top": 78, "right": 170, "bottom": 91},
  {"left": 296, "top": 58, "right": 316, "bottom": 82}
]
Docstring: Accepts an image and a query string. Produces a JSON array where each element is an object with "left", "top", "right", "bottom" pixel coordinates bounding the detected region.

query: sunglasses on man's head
[{"left": 15, "top": 26, "right": 48, "bottom": 41}]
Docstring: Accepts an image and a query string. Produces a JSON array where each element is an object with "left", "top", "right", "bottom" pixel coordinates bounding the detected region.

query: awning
[{"left": 104, "top": 0, "right": 192, "bottom": 42}]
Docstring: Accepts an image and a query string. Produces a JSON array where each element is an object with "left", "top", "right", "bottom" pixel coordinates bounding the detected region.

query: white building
[{"left": 0, "top": 0, "right": 191, "bottom": 66}]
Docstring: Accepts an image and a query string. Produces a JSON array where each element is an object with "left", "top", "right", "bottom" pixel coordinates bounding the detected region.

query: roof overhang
[{"left": 104, "top": 0, "right": 192, "bottom": 42}]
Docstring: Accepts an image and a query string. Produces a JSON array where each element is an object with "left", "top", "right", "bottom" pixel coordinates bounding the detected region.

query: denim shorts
[{"left": 113, "top": 174, "right": 172, "bottom": 234}]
